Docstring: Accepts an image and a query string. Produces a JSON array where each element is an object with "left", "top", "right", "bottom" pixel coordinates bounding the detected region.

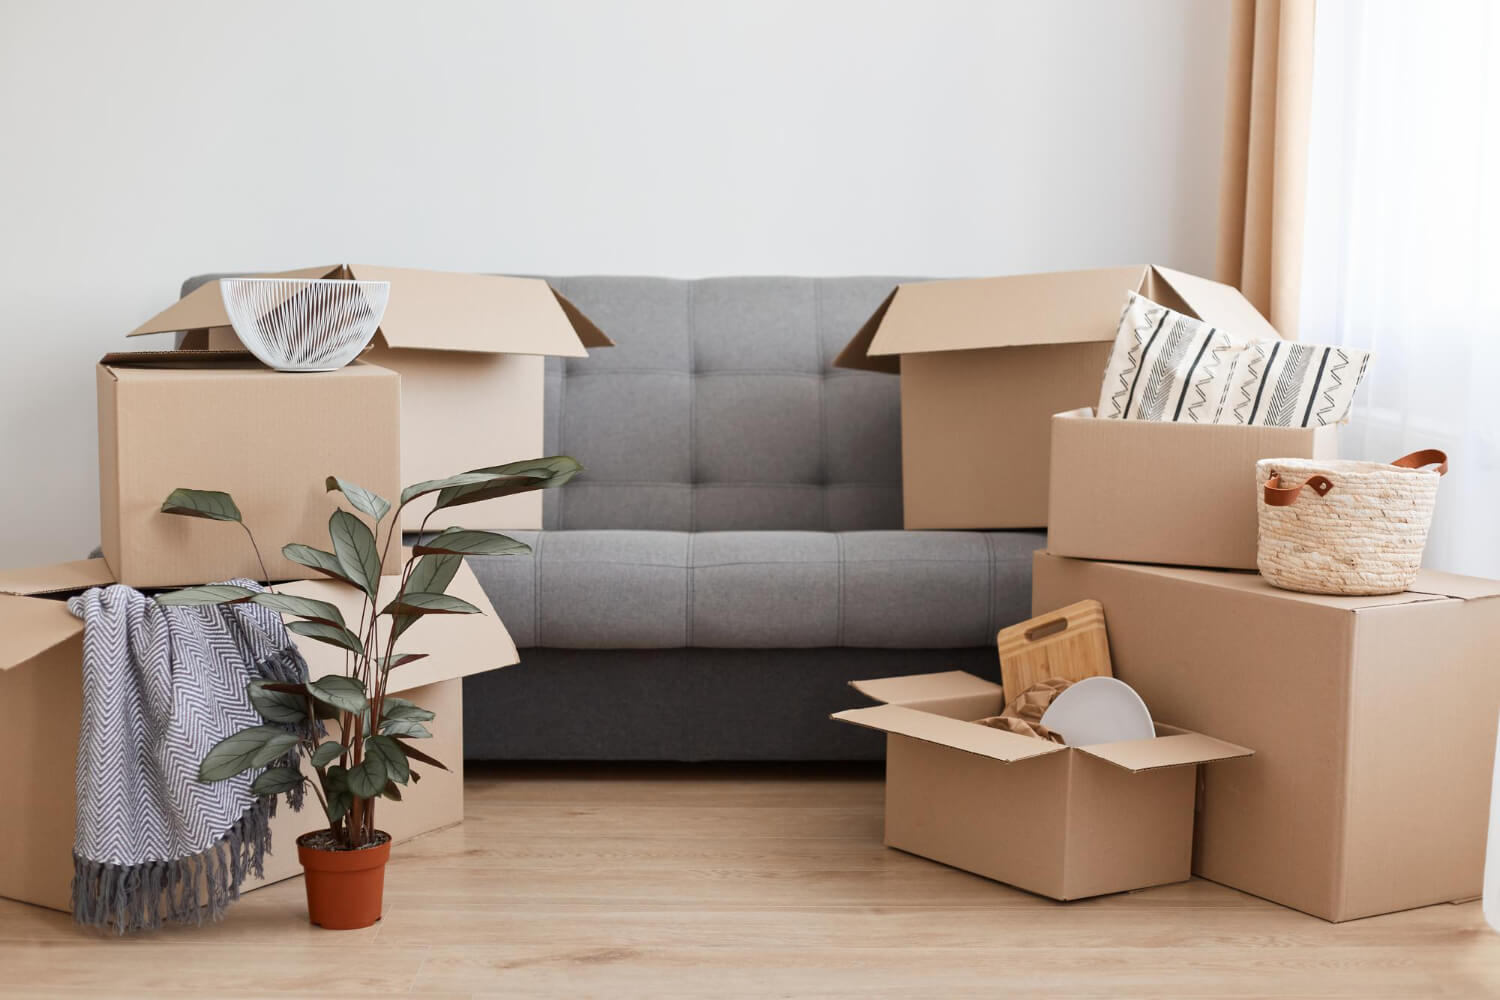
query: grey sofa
[{"left": 185, "top": 274, "right": 1045, "bottom": 760}]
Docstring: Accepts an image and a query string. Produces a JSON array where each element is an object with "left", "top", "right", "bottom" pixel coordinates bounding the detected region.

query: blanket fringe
[{"left": 72, "top": 794, "right": 279, "bottom": 934}]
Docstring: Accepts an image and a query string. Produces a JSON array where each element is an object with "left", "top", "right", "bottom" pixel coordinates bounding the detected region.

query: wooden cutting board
[{"left": 995, "top": 599, "right": 1113, "bottom": 704}]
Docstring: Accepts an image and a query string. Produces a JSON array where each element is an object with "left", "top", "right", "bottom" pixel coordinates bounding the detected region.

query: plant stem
[{"left": 240, "top": 522, "right": 273, "bottom": 591}]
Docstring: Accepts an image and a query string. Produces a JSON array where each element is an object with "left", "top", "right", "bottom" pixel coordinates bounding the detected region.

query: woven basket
[{"left": 1256, "top": 449, "right": 1448, "bottom": 596}]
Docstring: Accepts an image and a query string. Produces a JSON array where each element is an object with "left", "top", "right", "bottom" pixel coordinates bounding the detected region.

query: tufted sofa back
[{"left": 540, "top": 277, "right": 909, "bottom": 532}]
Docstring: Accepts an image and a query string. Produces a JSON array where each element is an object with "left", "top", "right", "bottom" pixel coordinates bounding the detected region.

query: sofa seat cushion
[{"left": 465, "top": 529, "right": 1043, "bottom": 650}]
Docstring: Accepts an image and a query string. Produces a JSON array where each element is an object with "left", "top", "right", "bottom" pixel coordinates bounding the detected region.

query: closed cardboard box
[
  {"left": 1031, "top": 551, "right": 1500, "bottom": 921},
  {"left": 833, "top": 671, "right": 1251, "bottom": 901},
  {"left": 0, "top": 558, "right": 517, "bottom": 913},
  {"left": 129, "top": 264, "right": 613, "bottom": 531},
  {"left": 97, "top": 352, "right": 401, "bottom": 588},
  {"left": 1047, "top": 408, "right": 1340, "bottom": 569},
  {"left": 836, "top": 266, "right": 1282, "bottom": 529}
]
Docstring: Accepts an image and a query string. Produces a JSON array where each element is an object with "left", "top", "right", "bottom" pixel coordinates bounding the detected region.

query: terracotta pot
[{"left": 296, "top": 830, "right": 391, "bottom": 930}]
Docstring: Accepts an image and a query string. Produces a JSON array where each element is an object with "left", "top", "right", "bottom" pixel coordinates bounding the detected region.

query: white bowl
[
  {"left": 1038, "top": 676, "right": 1155, "bottom": 746},
  {"left": 220, "top": 277, "right": 389, "bottom": 372}
]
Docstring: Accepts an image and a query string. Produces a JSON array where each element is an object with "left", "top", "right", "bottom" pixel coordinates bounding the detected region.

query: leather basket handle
[
  {"left": 1264, "top": 448, "right": 1449, "bottom": 507},
  {"left": 1264, "top": 472, "right": 1333, "bottom": 506}
]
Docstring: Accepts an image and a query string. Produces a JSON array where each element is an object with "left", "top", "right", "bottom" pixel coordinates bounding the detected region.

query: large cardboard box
[
  {"left": 98, "top": 351, "right": 402, "bottom": 588},
  {"left": 1031, "top": 552, "right": 1500, "bottom": 921},
  {"left": 835, "top": 266, "right": 1282, "bottom": 529},
  {"left": 1047, "top": 408, "right": 1340, "bottom": 569},
  {"left": 128, "top": 264, "right": 613, "bottom": 531},
  {"left": 833, "top": 671, "right": 1251, "bottom": 900},
  {"left": 0, "top": 557, "right": 517, "bottom": 913}
]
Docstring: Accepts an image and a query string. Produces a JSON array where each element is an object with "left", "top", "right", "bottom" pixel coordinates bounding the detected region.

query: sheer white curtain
[{"left": 1300, "top": 0, "right": 1500, "bottom": 577}]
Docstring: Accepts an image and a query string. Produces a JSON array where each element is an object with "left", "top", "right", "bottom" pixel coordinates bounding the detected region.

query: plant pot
[{"left": 296, "top": 830, "right": 391, "bottom": 930}]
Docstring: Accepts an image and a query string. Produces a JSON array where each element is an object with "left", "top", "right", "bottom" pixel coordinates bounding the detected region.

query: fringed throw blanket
[{"left": 66, "top": 580, "right": 312, "bottom": 933}]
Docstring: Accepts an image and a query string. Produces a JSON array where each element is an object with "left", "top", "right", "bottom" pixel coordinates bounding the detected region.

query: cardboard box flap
[
  {"left": 1144, "top": 266, "right": 1283, "bottom": 342},
  {"left": 849, "top": 670, "right": 1004, "bottom": 706},
  {"left": 832, "top": 704, "right": 1064, "bottom": 763},
  {"left": 0, "top": 558, "right": 115, "bottom": 598},
  {"left": 832, "top": 290, "right": 900, "bottom": 373},
  {"left": 845, "top": 267, "right": 1146, "bottom": 363},
  {"left": 0, "top": 594, "right": 84, "bottom": 670},
  {"left": 129, "top": 264, "right": 607, "bottom": 359},
  {"left": 100, "top": 350, "right": 262, "bottom": 372},
  {"left": 1406, "top": 571, "right": 1500, "bottom": 602},
  {"left": 279, "top": 558, "right": 518, "bottom": 695},
  {"left": 1078, "top": 731, "right": 1255, "bottom": 773}
]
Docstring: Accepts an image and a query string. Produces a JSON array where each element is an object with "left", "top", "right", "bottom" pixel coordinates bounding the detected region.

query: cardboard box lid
[
  {"left": 835, "top": 265, "right": 1281, "bottom": 374},
  {"left": 1042, "top": 555, "right": 1500, "bottom": 612},
  {"left": 126, "top": 264, "right": 612, "bottom": 358},
  {"left": 0, "top": 559, "right": 113, "bottom": 671},
  {"left": 848, "top": 669, "right": 1004, "bottom": 706},
  {"left": 99, "top": 351, "right": 396, "bottom": 380},
  {"left": 1077, "top": 729, "right": 1255, "bottom": 773},
  {"left": 832, "top": 703, "right": 1066, "bottom": 763}
]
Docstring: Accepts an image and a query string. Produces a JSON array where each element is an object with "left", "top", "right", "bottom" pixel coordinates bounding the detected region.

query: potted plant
[{"left": 151, "top": 456, "right": 578, "bottom": 929}]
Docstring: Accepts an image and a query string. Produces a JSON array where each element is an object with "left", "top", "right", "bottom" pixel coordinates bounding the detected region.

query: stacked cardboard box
[{"left": 0, "top": 267, "right": 611, "bottom": 913}]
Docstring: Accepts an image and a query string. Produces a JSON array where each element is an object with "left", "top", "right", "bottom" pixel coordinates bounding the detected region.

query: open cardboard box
[
  {"left": 836, "top": 266, "right": 1282, "bottom": 529},
  {"left": 1033, "top": 551, "right": 1500, "bottom": 921},
  {"left": 0, "top": 556, "right": 517, "bottom": 914},
  {"left": 128, "top": 264, "right": 614, "bottom": 532},
  {"left": 97, "top": 351, "right": 402, "bottom": 588},
  {"left": 1047, "top": 407, "right": 1340, "bottom": 569},
  {"left": 833, "top": 670, "right": 1252, "bottom": 901}
]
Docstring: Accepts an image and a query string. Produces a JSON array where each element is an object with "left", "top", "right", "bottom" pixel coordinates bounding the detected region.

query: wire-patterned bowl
[{"left": 219, "top": 277, "right": 390, "bottom": 372}]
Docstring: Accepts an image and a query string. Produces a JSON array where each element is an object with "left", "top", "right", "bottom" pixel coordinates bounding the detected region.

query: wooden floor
[{"left": 2, "top": 764, "right": 1499, "bottom": 998}]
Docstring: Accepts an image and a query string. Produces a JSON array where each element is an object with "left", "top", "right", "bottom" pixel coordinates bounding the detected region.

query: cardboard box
[
  {"left": 835, "top": 266, "right": 1282, "bottom": 529},
  {"left": 1031, "top": 551, "right": 1500, "bottom": 921},
  {"left": 833, "top": 671, "right": 1252, "bottom": 901},
  {"left": 1047, "top": 408, "right": 1340, "bottom": 569},
  {"left": 128, "top": 264, "right": 613, "bottom": 531},
  {"left": 97, "top": 351, "right": 402, "bottom": 588},
  {"left": 0, "top": 557, "right": 518, "bottom": 913}
]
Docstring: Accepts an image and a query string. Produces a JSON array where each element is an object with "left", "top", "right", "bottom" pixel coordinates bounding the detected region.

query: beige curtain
[{"left": 1216, "top": 0, "right": 1317, "bottom": 338}]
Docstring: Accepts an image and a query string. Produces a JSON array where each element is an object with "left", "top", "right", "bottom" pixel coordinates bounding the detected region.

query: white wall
[{"left": 0, "top": 0, "right": 1230, "bottom": 569}]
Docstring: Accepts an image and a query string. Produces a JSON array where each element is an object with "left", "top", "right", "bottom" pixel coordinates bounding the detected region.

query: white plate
[{"left": 1038, "top": 676, "right": 1155, "bottom": 747}]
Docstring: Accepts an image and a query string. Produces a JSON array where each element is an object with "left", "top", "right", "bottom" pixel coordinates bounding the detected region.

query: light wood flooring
[{"left": 2, "top": 763, "right": 1499, "bottom": 998}]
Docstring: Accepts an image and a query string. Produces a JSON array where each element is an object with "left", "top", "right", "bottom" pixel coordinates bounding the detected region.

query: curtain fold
[{"left": 1216, "top": 0, "right": 1317, "bottom": 338}]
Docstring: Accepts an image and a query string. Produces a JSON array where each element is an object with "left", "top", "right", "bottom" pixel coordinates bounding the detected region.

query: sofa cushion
[{"left": 465, "top": 529, "right": 1043, "bottom": 650}]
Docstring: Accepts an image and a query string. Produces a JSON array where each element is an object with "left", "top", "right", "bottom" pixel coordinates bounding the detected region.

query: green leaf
[
  {"left": 321, "top": 766, "right": 351, "bottom": 822},
  {"left": 329, "top": 509, "right": 381, "bottom": 596},
  {"left": 405, "top": 552, "right": 462, "bottom": 598},
  {"left": 382, "top": 718, "right": 433, "bottom": 739},
  {"left": 380, "top": 591, "right": 481, "bottom": 617},
  {"left": 161, "top": 488, "right": 242, "bottom": 522},
  {"left": 249, "top": 592, "right": 347, "bottom": 628},
  {"left": 381, "top": 780, "right": 403, "bottom": 801},
  {"left": 282, "top": 543, "right": 358, "bottom": 587},
  {"left": 249, "top": 730, "right": 302, "bottom": 769},
  {"left": 434, "top": 456, "right": 583, "bottom": 511},
  {"left": 307, "top": 674, "right": 368, "bottom": 714},
  {"left": 382, "top": 697, "right": 435, "bottom": 723},
  {"left": 394, "top": 739, "right": 450, "bottom": 771},
  {"left": 376, "top": 652, "right": 429, "bottom": 670},
  {"left": 412, "top": 529, "right": 531, "bottom": 558},
  {"left": 199, "top": 725, "right": 294, "bottom": 782},
  {"left": 152, "top": 584, "right": 257, "bottom": 607},
  {"left": 346, "top": 757, "right": 388, "bottom": 798},
  {"left": 286, "top": 620, "right": 365, "bottom": 655},
  {"left": 260, "top": 681, "right": 339, "bottom": 720},
  {"left": 247, "top": 679, "right": 308, "bottom": 725},
  {"left": 325, "top": 476, "right": 391, "bottom": 523},
  {"left": 365, "top": 734, "right": 410, "bottom": 784},
  {"left": 250, "top": 766, "right": 305, "bottom": 796},
  {"left": 399, "top": 472, "right": 502, "bottom": 507},
  {"left": 309, "top": 741, "right": 346, "bottom": 768}
]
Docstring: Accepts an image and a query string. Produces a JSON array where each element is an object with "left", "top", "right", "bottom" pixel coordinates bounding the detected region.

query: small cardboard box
[
  {"left": 97, "top": 351, "right": 402, "bottom": 588},
  {"left": 1032, "top": 551, "right": 1500, "bottom": 921},
  {"left": 1047, "top": 408, "right": 1340, "bottom": 569},
  {"left": 128, "top": 264, "right": 613, "bottom": 531},
  {"left": 833, "top": 671, "right": 1252, "bottom": 901},
  {"left": 835, "top": 266, "right": 1281, "bottom": 529},
  {"left": 0, "top": 557, "right": 517, "bottom": 913}
]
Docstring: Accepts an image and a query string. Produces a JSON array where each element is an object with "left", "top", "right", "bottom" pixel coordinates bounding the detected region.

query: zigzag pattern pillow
[{"left": 1097, "top": 292, "right": 1371, "bottom": 427}]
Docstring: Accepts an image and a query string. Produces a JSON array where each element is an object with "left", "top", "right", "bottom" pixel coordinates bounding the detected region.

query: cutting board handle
[{"left": 1023, "top": 615, "right": 1070, "bottom": 642}]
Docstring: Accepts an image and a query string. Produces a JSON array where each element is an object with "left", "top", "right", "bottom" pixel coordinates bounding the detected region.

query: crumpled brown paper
[{"left": 974, "top": 677, "right": 1075, "bottom": 744}]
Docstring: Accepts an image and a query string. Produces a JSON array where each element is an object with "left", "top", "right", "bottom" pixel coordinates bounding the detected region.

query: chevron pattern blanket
[{"left": 66, "top": 581, "right": 311, "bottom": 933}]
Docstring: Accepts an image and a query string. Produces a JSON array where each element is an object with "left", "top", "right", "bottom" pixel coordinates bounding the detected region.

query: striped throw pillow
[{"left": 1097, "top": 292, "right": 1371, "bottom": 427}]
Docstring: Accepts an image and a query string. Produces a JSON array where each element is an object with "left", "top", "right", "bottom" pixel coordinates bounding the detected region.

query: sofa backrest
[
  {"left": 182, "top": 273, "right": 908, "bottom": 532},
  {"left": 541, "top": 277, "right": 907, "bottom": 531}
]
